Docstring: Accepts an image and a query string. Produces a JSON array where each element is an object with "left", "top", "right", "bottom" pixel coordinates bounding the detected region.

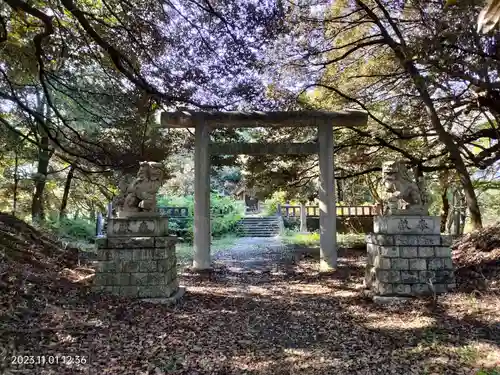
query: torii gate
[{"left": 160, "top": 110, "right": 368, "bottom": 271}]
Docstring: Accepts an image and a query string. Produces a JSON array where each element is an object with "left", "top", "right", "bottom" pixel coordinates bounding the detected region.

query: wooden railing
[{"left": 278, "top": 204, "right": 375, "bottom": 218}]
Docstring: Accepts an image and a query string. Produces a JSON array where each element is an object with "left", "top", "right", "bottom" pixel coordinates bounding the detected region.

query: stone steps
[{"left": 237, "top": 216, "right": 281, "bottom": 237}]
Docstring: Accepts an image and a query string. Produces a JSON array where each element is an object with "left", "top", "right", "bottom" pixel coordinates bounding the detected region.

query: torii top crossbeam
[{"left": 160, "top": 109, "right": 368, "bottom": 128}]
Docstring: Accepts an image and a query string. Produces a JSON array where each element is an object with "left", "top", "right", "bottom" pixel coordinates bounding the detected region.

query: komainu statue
[
  {"left": 381, "top": 160, "right": 428, "bottom": 215},
  {"left": 114, "top": 162, "right": 165, "bottom": 216}
]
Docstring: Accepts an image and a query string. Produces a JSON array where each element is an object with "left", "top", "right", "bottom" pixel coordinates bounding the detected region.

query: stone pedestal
[
  {"left": 93, "top": 215, "right": 181, "bottom": 299},
  {"left": 365, "top": 215, "right": 455, "bottom": 296}
]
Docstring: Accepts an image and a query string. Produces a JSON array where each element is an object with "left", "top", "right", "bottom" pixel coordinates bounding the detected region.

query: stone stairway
[{"left": 237, "top": 216, "right": 281, "bottom": 237}]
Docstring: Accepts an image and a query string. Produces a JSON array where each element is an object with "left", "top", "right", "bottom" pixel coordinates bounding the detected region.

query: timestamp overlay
[{"left": 5, "top": 351, "right": 92, "bottom": 374}]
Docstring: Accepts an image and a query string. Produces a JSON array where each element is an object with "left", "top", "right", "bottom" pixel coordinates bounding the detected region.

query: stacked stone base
[
  {"left": 93, "top": 236, "right": 179, "bottom": 298},
  {"left": 365, "top": 216, "right": 455, "bottom": 296}
]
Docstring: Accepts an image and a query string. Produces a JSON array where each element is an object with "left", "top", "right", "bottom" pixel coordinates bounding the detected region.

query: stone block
[
  {"left": 154, "top": 236, "right": 177, "bottom": 248},
  {"left": 447, "top": 283, "right": 457, "bottom": 290},
  {"left": 443, "top": 258, "right": 454, "bottom": 270},
  {"left": 144, "top": 272, "right": 166, "bottom": 285},
  {"left": 130, "top": 273, "right": 150, "bottom": 286},
  {"left": 95, "top": 237, "right": 108, "bottom": 248},
  {"left": 114, "top": 273, "right": 131, "bottom": 286},
  {"left": 428, "top": 258, "right": 444, "bottom": 270},
  {"left": 400, "top": 270, "right": 420, "bottom": 283},
  {"left": 412, "top": 284, "right": 431, "bottom": 295},
  {"left": 419, "top": 271, "right": 436, "bottom": 283},
  {"left": 119, "top": 286, "right": 138, "bottom": 298},
  {"left": 374, "top": 234, "right": 395, "bottom": 246},
  {"left": 108, "top": 237, "right": 155, "bottom": 249},
  {"left": 94, "top": 273, "right": 111, "bottom": 285},
  {"left": 435, "top": 247, "right": 451, "bottom": 258},
  {"left": 107, "top": 216, "right": 168, "bottom": 237},
  {"left": 394, "top": 235, "right": 418, "bottom": 246},
  {"left": 391, "top": 258, "right": 409, "bottom": 270},
  {"left": 97, "top": 249, "right": 111, "bottom": 261},
  {"left": 118, "top": 260, "right": 140, "bottom": 273},
  {"left": 139, "top": 260, "right": 157, "bottom": 272},
  {"left": 99, "top": 261, "right": 118, "bottom": 273},
  {"left": 375, "top": 282, "right": 393, "bottom": 295},
  {"left": 418, "top": 247, "right": 434, "bottom": 258},
  {"left": 376, "top": 270, "right": 401, "bottom": 283},
  {"left": 132, "top": 248, "right": 155, "bottom": 261},
  {"left": 137, "top": 284, "right": 177, "bottom": 298},
  {"left": 441, "top": 235, "right": 453, "bottom": 246},
  {"left": 114, "top": 249, "right": 133, "bottom": 261},
  {"left": 374, "top": 216, "right": 440, "bottom": 235},
  {"left": 157, "top": 258, "right": 177, "bottom": 272},
  {"left": 418, "top": 235, "right": 441, "bottom": 246},
  {"left": 409, "top": 259, "right": 427, "bottom": 271},
  {"left": 379, "top": 246, "right": 399, "bottom": 257},
  {"left": 153, "top": 247, "right": 168, "bottom": 260},
  {"left": 393, "top": 284, "right": 412, "bottom": 295},
  {"left": 374, "top": 256, "right": 391, "bottom": 269},
  {"left": 103, "top": 286, "right": 115, "bottom": 294},
  {"left": 399, "top": 247, "right": 418, "bottom": 258}
]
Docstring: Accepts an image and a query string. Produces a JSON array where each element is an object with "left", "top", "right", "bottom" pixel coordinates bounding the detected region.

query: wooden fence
[{"left": 278, "top": 205, "right": 375, "bottom": 218}]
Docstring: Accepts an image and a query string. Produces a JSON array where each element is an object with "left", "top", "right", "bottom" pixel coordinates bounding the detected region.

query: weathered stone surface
[
  {"left": 435, "top": 247, "right": 452, "bottom": 258},
  {"left": 95, "top": 237, "right": 108, "bottom": 248},
  {"left": 428, "top": 258, "right": 444, "bottom": 270},
  {"left": 400, "top": 270, "right": 420, "bottom": 283},
  {"left": 154, "top": 236, "right": 177, "bottom": 248},
  {"left": 99, "top": 261, "right": 118, "bottom": 273},
  {"left": 391, "top": 259, "right": 409, "bottom": 270},
  {"left": 138, "top": 260, "right": 157, "bottom": 272},
  {"left": 412, "top": 284, "right": 430, "bottom": 295},
  {"left": 393, "top": 284, "right": 412, "bottom": 295},
  {"left": 374, "top": 256, "right": 391, "bottom": 269},
  {"left": 107, "top": 216, "right": 168, "bottom": 237},
  {"left": 366, "top": 242, "right": 378, "bottom": 255},
  {"left": 119, "top": 286, "right": 138, "bottom": 297},
  {"left": 118, "top": 260, "right": 140, "bottom": 273},
  {"left": 374, "top": 216, "right": 439, "bottom": 235},
  {"left": 443, "top": 258, "right": 454, "bottom": 270},
  {"left": 409, "top": 258, "right": 427, "bottom": 271},
  {"left": 115, "top": 249, "right": 134, "bottom": 261},
  {"left": 394, "top": 235, "right": 418, "bottom": 246},
  {"left": 137, "top": 283, "right": 178, "bottom": 298},
  {"left": 97, "top": 249, "right": 112, "bottom": 261},
  {"left": 379, "top": 246, "right": 399, "bottom": 257},
  {"left": 399, "top": 247, "right": 418, "bottom": 258},
  {"left": 108, "top": 237, "right": 155, "bottom": 248},
  {"left": 419, "top": 270, "right": 436, "bottom": 283},
  {"left": 373, "top": 296, "right": 413, "bottom": 305},
  {"left": 132, "top": 248, "right": 155, "bottom": 261},
  {"left": 130, "top": 273, "right": 150, "bottom": 285},
  {"left": 376, "top": 270, "right": 401, "bottom": 283},
  {"left": 418, "top": 247, "right": 434, "bottom": 258},
  {"left": 374, "top": 234, "right": 395, "bottom": 245},
  {"left": 141, "top": 286, "right": 185, "bottom": 305},
  {"left": 113, "top": 273, "right": 131, "bottom": 286},
  {"left": 441, "top": 235, "right": 453, "bottom": 246},
  {"left": 375, "top": 282, "right": 393, "bottom": 295},
  {"left": 417, "top": 235, "right": 441, "bottom": 246}
]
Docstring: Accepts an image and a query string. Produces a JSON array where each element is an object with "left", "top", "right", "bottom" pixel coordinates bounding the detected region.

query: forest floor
[{"left": 0, "top": 213, "right": 500, "bottom": 375}]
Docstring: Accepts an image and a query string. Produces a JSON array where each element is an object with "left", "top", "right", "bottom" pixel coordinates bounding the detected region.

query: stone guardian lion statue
[{"left": 381, "top": 160, "right": 428, "bottom": 216}]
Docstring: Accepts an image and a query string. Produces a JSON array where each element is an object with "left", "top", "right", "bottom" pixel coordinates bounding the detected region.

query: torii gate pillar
[{"left": 318, "top": 124, "right": 337, "bottom": 270}]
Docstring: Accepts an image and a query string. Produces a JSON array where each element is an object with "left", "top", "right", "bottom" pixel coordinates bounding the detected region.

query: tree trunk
[
  {"left": 299, "top": 201, "right": 308, "bottom": 232},
  {"left": 59, "top": 165, "right": 75, "bottom": 219},
  {"left": 441, "top": 188, "right": 449, "bottom": 233},
  {"left": 31, "top": 135, "right": 51, "bottom": 224},
  {"left": 357, "top": 0, "right": 483, "bottom": 230},
  {"left": 12, "top": 150, "right": 19, "bottom": 216}
]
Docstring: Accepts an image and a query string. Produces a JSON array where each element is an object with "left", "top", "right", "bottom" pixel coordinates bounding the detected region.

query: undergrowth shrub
[
  {"left": 158, "top": 193, "right": 245, "bottom": 242},
  {"left": 44, "top": 214, "right": 96, "bottom": 243}
]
